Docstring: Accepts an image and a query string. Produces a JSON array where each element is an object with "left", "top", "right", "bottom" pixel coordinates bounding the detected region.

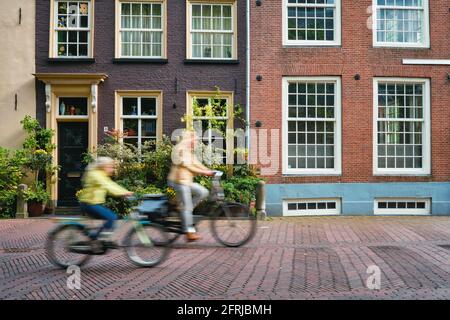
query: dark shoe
[
  {"left": 185, "top": 232, "right": 202, "bottom": 242},
  {"left": 102, "top": 240, "right": 119, "bottom": 249}
]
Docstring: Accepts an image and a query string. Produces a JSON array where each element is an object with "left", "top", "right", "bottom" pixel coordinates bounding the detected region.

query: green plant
[
  {"left": 23, "top": 182, "right": 51, "bottom": 203},
  {"left": 20, "top": 116, "right": 58, "bottom": 204},
  {"left": 0, "top": 148, "right": 27, "bottom": 218}
]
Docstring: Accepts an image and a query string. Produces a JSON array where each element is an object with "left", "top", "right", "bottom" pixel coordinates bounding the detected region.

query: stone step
[{"left": 54, "top": 206, "right": 83, "bottom": 216}]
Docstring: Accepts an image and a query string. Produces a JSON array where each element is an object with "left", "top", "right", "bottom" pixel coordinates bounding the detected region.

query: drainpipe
[{"left": 245, "top": 0, "right": 251, "bottom": 154}]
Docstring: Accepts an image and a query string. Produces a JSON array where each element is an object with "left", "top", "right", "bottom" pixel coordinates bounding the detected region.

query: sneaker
[{"left": 185, "top": 232, "right": 202, "bottom": 242}]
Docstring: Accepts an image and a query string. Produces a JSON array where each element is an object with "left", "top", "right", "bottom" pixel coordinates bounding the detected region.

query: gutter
[{"left": 245, "top": 0, "right": 251, "bottom": 153}]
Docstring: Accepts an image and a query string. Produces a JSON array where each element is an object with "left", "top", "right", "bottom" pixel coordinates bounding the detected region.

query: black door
[{"left": 58, "top": 122, "right": 89, "bottom": 207}]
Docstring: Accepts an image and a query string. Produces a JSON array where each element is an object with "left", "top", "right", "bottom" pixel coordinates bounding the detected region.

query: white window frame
[
  {"left": 116, "top": 0, "right": 165, "bottom": 59},
  {"left": 374, "top": 197, "right": 431, "bottom": 215},
  {"left": 282, "top": 0, "right": 342, "bottom": 47},
  {"left": 282, "top": 76, "right": 342, "bottom": 176},
  {"left": 187, "top": 1, "right": 237, "bottom": 60},
  {"left": 119, "top": 95, "right": 160, "bottom": 149},
  {"left": 52, "top": 0, "right": 93, "bottom": 58},
  {"left": 373, "top": 77, "right": 431, "bottom": 176},
  {"left": 372, "top": 0, "right": 430, "bottom": 48},
  {"left": 283, "top": 198, "right": 341, "bottom": 216}
]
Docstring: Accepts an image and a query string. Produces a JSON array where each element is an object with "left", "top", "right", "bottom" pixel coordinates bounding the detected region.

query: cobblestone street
[{"left": 1, "top": 216, "right": 450, "bottom": 300}]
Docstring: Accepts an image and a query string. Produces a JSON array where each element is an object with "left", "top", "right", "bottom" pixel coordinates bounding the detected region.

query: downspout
[{"left": 245, "top": 0, "right": 251, "bottom": 154}]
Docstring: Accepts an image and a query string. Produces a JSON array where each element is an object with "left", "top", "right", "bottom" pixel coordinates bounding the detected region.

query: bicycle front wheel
[
  {"left": 211, "top": 202, "right": 257, "bottom": 247},
  {"left": 124, "top": 223, "right": 170, "bottom": 267},
  {"left": 46, "top": 224, "right": 92, "bottom": 269}
]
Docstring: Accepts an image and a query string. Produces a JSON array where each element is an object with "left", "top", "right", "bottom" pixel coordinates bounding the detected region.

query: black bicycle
[{"left": 137, "top": 171, "right": 257, "bottom": 247}]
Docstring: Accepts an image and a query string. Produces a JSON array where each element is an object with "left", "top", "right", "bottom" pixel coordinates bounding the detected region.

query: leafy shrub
[{"left": 0, "top": 148, "right": 27, "bottom": 218}]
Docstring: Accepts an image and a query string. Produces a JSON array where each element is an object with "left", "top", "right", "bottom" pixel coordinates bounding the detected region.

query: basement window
[{"left": 374, "top": 198, "right": 430, "bottom": 215}]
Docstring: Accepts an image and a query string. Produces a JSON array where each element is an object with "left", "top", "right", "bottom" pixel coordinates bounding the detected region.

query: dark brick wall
[
  {"left": 250, "top": 0, "right": 450, "bottom": 183},
  {"left": 36, "top": 0, "right": 247, "bottom": 140}
]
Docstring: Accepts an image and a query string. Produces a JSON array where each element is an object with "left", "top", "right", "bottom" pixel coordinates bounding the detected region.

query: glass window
[
  {"left": 190, "top": 3, "right": 234, "bottom": 59},
  {"left": 58, "top": 97, "right": 88, "bottom": 116},
  {"left": 120, "top": 2, "right": 164, "bottom": 58},
  {"left": 285, "top": 0, "right": 341, "bottom": 45},
  {"left": 55, "top": 1, "right": 91, "bottom": 57},
  {"left": 375, "top": 79, "right": 429, "bottom": 173},
  {"left": 285, "top": 79, "right": 340, "bottom": 174},
  {"left": 191, "top": 96, "right": 229, "bottom": 164},
  {"left": 121, "top": 96, "right": 159, "bottom": 149},
  {"left": 374, "top": 0, "right": 428, "bottom": 47}
]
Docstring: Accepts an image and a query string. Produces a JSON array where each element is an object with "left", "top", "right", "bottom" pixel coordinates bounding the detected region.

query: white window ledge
[{"left": 402, "top": 59, "right": 450, "bottom": 65}]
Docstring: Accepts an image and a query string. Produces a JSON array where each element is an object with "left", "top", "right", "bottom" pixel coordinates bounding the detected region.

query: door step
[{"left": 54, "top": 206, "right": 83, "bottom": 216}]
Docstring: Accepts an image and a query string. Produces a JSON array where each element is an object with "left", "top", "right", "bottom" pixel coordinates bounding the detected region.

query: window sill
[
  {"left": 48, "top": 58, "right": 95, "bottom": 63},
  {"left": 282, "top": 43, "right": 342, "bottom": 48},
  {"left": 184, "top": 59, "right": 240, "bottom": 65},
  {"left": 113, "top": 58, "right": 168, "bottom": 64},
  {"left": 372, "top": 45, "right": 431, "bottom": 50},
  {"left": 373, "top": 172, "right": 431, "bottom": 177},
  {"left": 282, "top": 173, "right": 342, "bottom": 177}
]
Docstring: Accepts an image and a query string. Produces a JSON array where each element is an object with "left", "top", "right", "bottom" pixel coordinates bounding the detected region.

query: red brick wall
[{"left": 250, "top": 0, "right": 450, "bottom": 184}]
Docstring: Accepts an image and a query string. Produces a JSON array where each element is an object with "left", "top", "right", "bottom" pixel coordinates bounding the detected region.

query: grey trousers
[{"left": 168, "top": 181, "right": 209, "bottom": 233}]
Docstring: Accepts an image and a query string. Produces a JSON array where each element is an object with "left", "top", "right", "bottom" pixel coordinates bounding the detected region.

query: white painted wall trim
[{"left": 402, "top": 59, "right": 450, "bottom": 65}]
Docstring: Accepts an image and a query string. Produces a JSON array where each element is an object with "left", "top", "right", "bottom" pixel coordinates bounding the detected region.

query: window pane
[
  {"left": 142, "top": 119, "right": 157, "bottom": 137},
  {"left": 123, "top": 119, "right": 138, "bottom": 137},
  {"left": 123, "top": 98, "right": 138, "bottom": 115},
  {"left": 142, "top": 98, "right": 157, "bottom": 116},
  {"left": 58, "top": 97, "right": 88, "bottom": 116}
]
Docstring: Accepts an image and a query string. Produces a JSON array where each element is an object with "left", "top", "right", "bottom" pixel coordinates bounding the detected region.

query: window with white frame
[
  {"left": 189, "top": 94, "right": 232, "bottom": 164},
  {"left": 120, "top": 96, "right": 159, "bottom": 149},
  {"left": 119, "top": 1, "right": 164, "bottom": 58},
  {"left": 283, "top": 77, "right": 341, "bottom": 175},
  {"left": 283, "top": 198, "right": 341, "bottom": 216},
  {"left": 189, "top": 2, "right": 235, "bottom": 59},
  {"left": 373, "top": 0, "right": 429, "bottom": 47},
  {"left": 284, "top": 0, "right": 341, "bottom": 46},
  {"left": 54, "top": 1, "right": 92, "bottom": 57},
  {"left": 374, "top": 198, "right": 431, "bottom": 215},
  {"left": 374, "top": 79, "right": 430, "bottom": 175}
]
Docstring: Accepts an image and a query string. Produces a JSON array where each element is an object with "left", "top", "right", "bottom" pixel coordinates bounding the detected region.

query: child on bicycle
[
  {"left": 79, "top": 157, "right": 133, "bottom": 247},
  {"left": 168, "top": 130, "right": 214, "bottom": 242}
]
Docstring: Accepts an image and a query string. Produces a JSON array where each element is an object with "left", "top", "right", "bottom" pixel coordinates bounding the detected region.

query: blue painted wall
[{"left": 266, "top": 182, "right": 450, "bottom": 216}]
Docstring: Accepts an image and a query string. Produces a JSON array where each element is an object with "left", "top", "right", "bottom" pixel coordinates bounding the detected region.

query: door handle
[{"left": 67, "top": 172, "right": 81, "bottom": 178}]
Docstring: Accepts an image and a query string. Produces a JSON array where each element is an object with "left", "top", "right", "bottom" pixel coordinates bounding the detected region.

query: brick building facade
[
  {"left": 250, "top": 0, "right": 450, "bottom": 216},
  {"left": 34, "top": 0, "right": 246, "bottom": 206}
]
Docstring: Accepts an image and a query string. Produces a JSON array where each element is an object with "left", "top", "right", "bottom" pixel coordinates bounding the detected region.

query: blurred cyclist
[
  {"left": 168, "top": 130, "right": 214, "bottom": 242},
  {"left": 79, "top": 157, "right": 133, "bottom": 247}
]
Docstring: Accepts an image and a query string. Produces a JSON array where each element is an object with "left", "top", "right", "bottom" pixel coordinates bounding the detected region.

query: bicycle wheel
[
  {"left": 124, "top": 223, "right": 170, "bottom": 267},
  {"left": 211, "top": 202, "right": 257, "bottom": 247},
  {"left": 46, "top": 224, "right": 91, "bottom": 269}
]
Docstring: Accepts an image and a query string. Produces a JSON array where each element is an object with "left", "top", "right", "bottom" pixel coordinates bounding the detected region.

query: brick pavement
[{"left": 1, "top": 216, "right": 450, "bottom": 300}]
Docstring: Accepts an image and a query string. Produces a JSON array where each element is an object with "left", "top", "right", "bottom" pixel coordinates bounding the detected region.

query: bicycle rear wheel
[
  {"left": 124, "top": 223, "right": 170, "bottom": 267},
  {"left": 211, "top": 202, "right": 257, "bottom": 247},
  {"left": 46, "top": 224, "right": 92, "bottom": 269}
]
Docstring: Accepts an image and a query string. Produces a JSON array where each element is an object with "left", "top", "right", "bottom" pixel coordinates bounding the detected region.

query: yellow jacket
[
  {"left": 78, "top": 169, "right": 129, "bottom": 205},
  {"left": 168, "top": 142, "right": 208, "bottom": 186}
]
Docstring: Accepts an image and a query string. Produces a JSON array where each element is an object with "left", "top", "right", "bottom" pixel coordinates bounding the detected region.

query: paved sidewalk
[{"left": 1, "top": 216, "right": 450, "bottom": 299}]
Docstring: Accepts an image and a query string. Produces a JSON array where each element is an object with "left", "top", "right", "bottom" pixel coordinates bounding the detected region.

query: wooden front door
[{"left": 57, "top": 122, "right": 89, "bottom": 206}]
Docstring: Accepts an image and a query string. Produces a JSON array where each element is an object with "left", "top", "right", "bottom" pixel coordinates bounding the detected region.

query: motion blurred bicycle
[
  {"left": 46, "top": 196, "right": 170, "bottom": 269},
  {"left": 141, "top": 170, "right": 257, "bottom": 247}
]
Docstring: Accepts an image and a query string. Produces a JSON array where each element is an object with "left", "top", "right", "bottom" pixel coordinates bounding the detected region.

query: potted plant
[
  {"left": 24, "top": 182, "right": 51, "bottom": 217},
  {"left": 19, "top": 116, "right": 58, "bottom": 217}
]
